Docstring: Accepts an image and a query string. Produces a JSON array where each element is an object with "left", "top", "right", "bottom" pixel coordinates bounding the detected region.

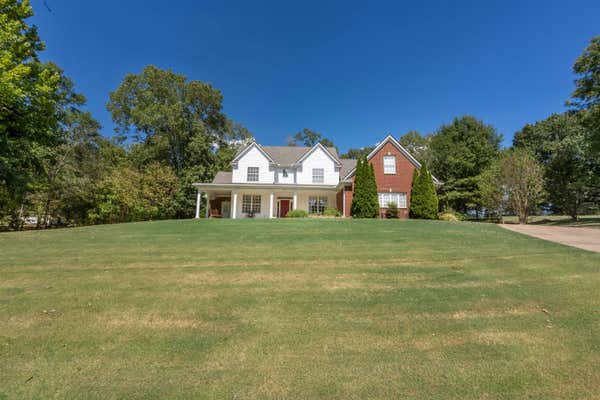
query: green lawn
[
  {"left": 1, "top": 219, "right": 599, "bottom": 399},
  {"left": 502, "top": 214, "right": 600, "bottom": 228}
]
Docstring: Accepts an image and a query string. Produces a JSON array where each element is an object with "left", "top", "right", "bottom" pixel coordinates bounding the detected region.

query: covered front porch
[{"left": 193, "top": 184, "right": 343, "bottom": 219}]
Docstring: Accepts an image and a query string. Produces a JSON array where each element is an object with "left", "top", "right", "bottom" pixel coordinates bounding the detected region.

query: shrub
[
  {"left": 438, "top": 207, "right": 465, "bottom": 222},
  {"left": 386, "top": 202, "right": 399, "bottom": 218},
  {"left": 286, "top": 209, "right": 308, "bottom": 218},
  {"left": 323, "top": 207, "right": 341, "bottom": 217},
  {"left": 438, "top": 212, "right": 459, "bottom": 221}
]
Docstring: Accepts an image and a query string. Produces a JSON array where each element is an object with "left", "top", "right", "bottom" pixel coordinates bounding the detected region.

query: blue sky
[{"left": 31, "top": 0, "right": 600, "bottom": 151}]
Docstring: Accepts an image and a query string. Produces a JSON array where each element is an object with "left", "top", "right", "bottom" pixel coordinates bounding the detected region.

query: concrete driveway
[{"left": 500, "top": 224, "right": 600, "bottom": 253}]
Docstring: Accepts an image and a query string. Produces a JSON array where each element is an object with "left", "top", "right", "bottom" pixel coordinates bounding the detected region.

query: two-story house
[{"left": 193, "top": 135, "right": 437, "bottom": 218}]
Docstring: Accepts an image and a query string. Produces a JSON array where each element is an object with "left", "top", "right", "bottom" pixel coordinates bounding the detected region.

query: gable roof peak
[{"left": 296, "top": 142, "right": 342, "bottom": 166}]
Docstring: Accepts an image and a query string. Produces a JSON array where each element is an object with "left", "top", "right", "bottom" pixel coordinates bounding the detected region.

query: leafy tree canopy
[
  {"left": 287, "top": 128, "right": 335, "bottom": 149},
  {"left": 398, "top": 131, "right": 433, "bottom": 166},
  {"left": 569, "top": 36, "right": 600, "bottom": 154},
  {"left": 430, "top": 116, "right": 501, "bottom": 213},
  {"left": 340, "top": 146, "right": 374, "bottom": 159},
  {"left": 480, "top": 149, "right": 545, "bottom": 224},
  {"left": 514, "top": 112, "right": 599, "bottom": 219},
  {"left": 107, "top": 65, "right": 251, "bottom": 218}
]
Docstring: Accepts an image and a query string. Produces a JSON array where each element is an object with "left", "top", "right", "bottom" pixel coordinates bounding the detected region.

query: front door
[{"left": 278, "top": 199, "right": 291, "bottom": 218}]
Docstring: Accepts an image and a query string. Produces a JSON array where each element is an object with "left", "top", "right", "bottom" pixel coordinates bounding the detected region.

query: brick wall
[
  {"left": 344, "top": 141, "right": 416, "bottom": 218},
  {"left": 370, "top": 142, "right": 415, "bottom": 218}
]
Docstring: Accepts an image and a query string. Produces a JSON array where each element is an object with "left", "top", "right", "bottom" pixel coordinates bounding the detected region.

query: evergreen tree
[
  {"left": 365, "top": 162, "right": 380, "bottom": 218},
  {"left": 350, "top": 157, "right": 363, "bottom": 217},
  {"left": 410, "top": 164, "right": 438, "bottom": 219},
  {"left": 409, "top": 168, "right": 420, "bottom": 218},
  {"left": 351, "top": 156, "right": 380, "bottom": 218}
]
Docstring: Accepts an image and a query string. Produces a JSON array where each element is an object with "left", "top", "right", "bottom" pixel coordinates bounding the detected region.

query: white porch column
[
  {"left": 269, "top": 192, "right": 274, "bottom": 218},
  {"left": 231, "top": 192, "right": 238, "bottom": 219},
  {"left": 342, "top": 189, "right": 346, "bottom": 218},
  {"left": 293, "top": 192, "right": 298, "bottom": 210},
  {"left": 205, "top": 193, "right": 210, "bottom": 218},
  {"left": 195, "top": 190, "right": 201, "bottom": 219}
]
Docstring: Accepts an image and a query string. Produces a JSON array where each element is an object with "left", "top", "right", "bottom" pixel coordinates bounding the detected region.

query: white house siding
[
  {"left": 232, "top": 146, "right": 275, "bottom": 184},
  {"left": 295, "top": 147, "right": 339, "bottom": 185},
  {"left": 276, "top": 167, "right": 296, "bottom": 184}
]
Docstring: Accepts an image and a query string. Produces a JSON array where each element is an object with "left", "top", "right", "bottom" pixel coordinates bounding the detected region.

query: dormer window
[
  {"left": 312, "top": 168, "right": 324, "bottom": 184},
  {"left": 383, "top": 156, "right": 396, "bottom": 174},
  {"left": 247, "top": 167, "right": 259, "bottom": 182}
]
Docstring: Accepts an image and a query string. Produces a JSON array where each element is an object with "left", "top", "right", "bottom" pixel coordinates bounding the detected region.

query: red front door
[{"left": 278, "top": 200, "right": 291, "bottom": 218}]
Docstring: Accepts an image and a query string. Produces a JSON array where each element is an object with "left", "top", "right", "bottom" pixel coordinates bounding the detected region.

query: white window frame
[
  {"left": 378, "top": 192, "right": 407, "bottom": 208},
  {"left": 247, "top": 167, "right": 259, "bottom": 182},
  {"left": 308, "top": 196, "right": 327, "bottom": 214},
  {"left": 312, "top": 168, "right": 324, "bottom": 184},
  {"left": 242, "top": 195, "right": 261, "bottom": 214},
  {"left": 383, "top": 155, "right": 396, "bottom": 174}
]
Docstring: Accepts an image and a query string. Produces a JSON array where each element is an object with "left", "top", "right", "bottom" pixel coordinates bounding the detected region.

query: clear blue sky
[{"left": 31, "top": 0, "right": 600, "bottom": 151}]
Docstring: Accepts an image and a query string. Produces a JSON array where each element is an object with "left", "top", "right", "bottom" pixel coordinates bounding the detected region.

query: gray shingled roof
[
  {"left": 340, "top": 159, "right": 357, "bottom": 180},
  {"left": 234, "top": 143, "right": 340, "bottom": 166},
  {"left": 212, "top": 171, "right": 232, "bottom": 184}
]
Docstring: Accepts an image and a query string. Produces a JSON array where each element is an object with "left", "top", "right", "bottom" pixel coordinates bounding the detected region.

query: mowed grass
[
  {"left": 1, "top": 219, "right": 599, "bottom": 399},
  {"left": 503, "top": 214, "right": 600, "bottom": 228}
]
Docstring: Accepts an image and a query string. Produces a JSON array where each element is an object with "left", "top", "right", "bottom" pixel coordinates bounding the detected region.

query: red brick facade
[{"left": 341, "top": 139, "right": 417, "bottom": 218}]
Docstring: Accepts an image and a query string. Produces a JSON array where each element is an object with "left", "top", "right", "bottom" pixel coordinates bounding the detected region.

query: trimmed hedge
[{"left": 323, "top": 207, "right": 341, "bottom": 217}]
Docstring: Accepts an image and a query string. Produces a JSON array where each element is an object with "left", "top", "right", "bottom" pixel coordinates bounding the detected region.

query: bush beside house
[{"left": 286, "top": 209, "right": 309, "bottom": 218}]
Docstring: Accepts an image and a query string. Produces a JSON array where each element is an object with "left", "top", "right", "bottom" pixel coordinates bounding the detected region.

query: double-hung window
[
  {"left": 383, "top": 156, "right": 396, "bottom": 174},
  {"left": 247, "top": 167, "right": 259, "bottom": 182},
  {"left": 308, "top": 196, "right": 327, "bottom": 214},
  {"left": 378, "top": 192, "right": 407, "bottom": 208},
  {"left": 312, "top": 168, "right": 324, "bottom": 184},
  {"left": 242, "top": 195, "right": 261, "bottom": 214}
]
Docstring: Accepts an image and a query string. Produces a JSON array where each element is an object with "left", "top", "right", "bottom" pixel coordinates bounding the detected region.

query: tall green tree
[
  {"left": 514, "top": 112, "right": 599, "bottom": 220},
  {"left": 287, "top": 128, "right": 336, "bottom": 149},
  {"left": 410, "top": 164, "right": 438, "bottom": 219},
  {"left": 107, "top": 65, "right": 227, "bottom": 175},
  {"left": 430, "top": 116, "right": 501, "bottom": 213},
  {"left": 350, "top": 157, "right": 379, "bottom": 218},
  {"left": 569, "top": 36, "right": 600, "bottom": 155},
  {"left": 107, "top": 65, "right": 250, "bottom": 217},
  {"left": 365, "top": 162, "right": 380, "bottom": 218},
  {"left": 350, "top": 157, "right": 364, "bottom": 217},
  {"left": 0, "top": 0, "right": 84, "bottom": 228}
]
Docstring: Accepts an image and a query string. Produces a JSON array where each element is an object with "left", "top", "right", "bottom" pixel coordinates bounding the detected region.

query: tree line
[{"left": 1, "top": 1, "right": 599, "bottom": 229}]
